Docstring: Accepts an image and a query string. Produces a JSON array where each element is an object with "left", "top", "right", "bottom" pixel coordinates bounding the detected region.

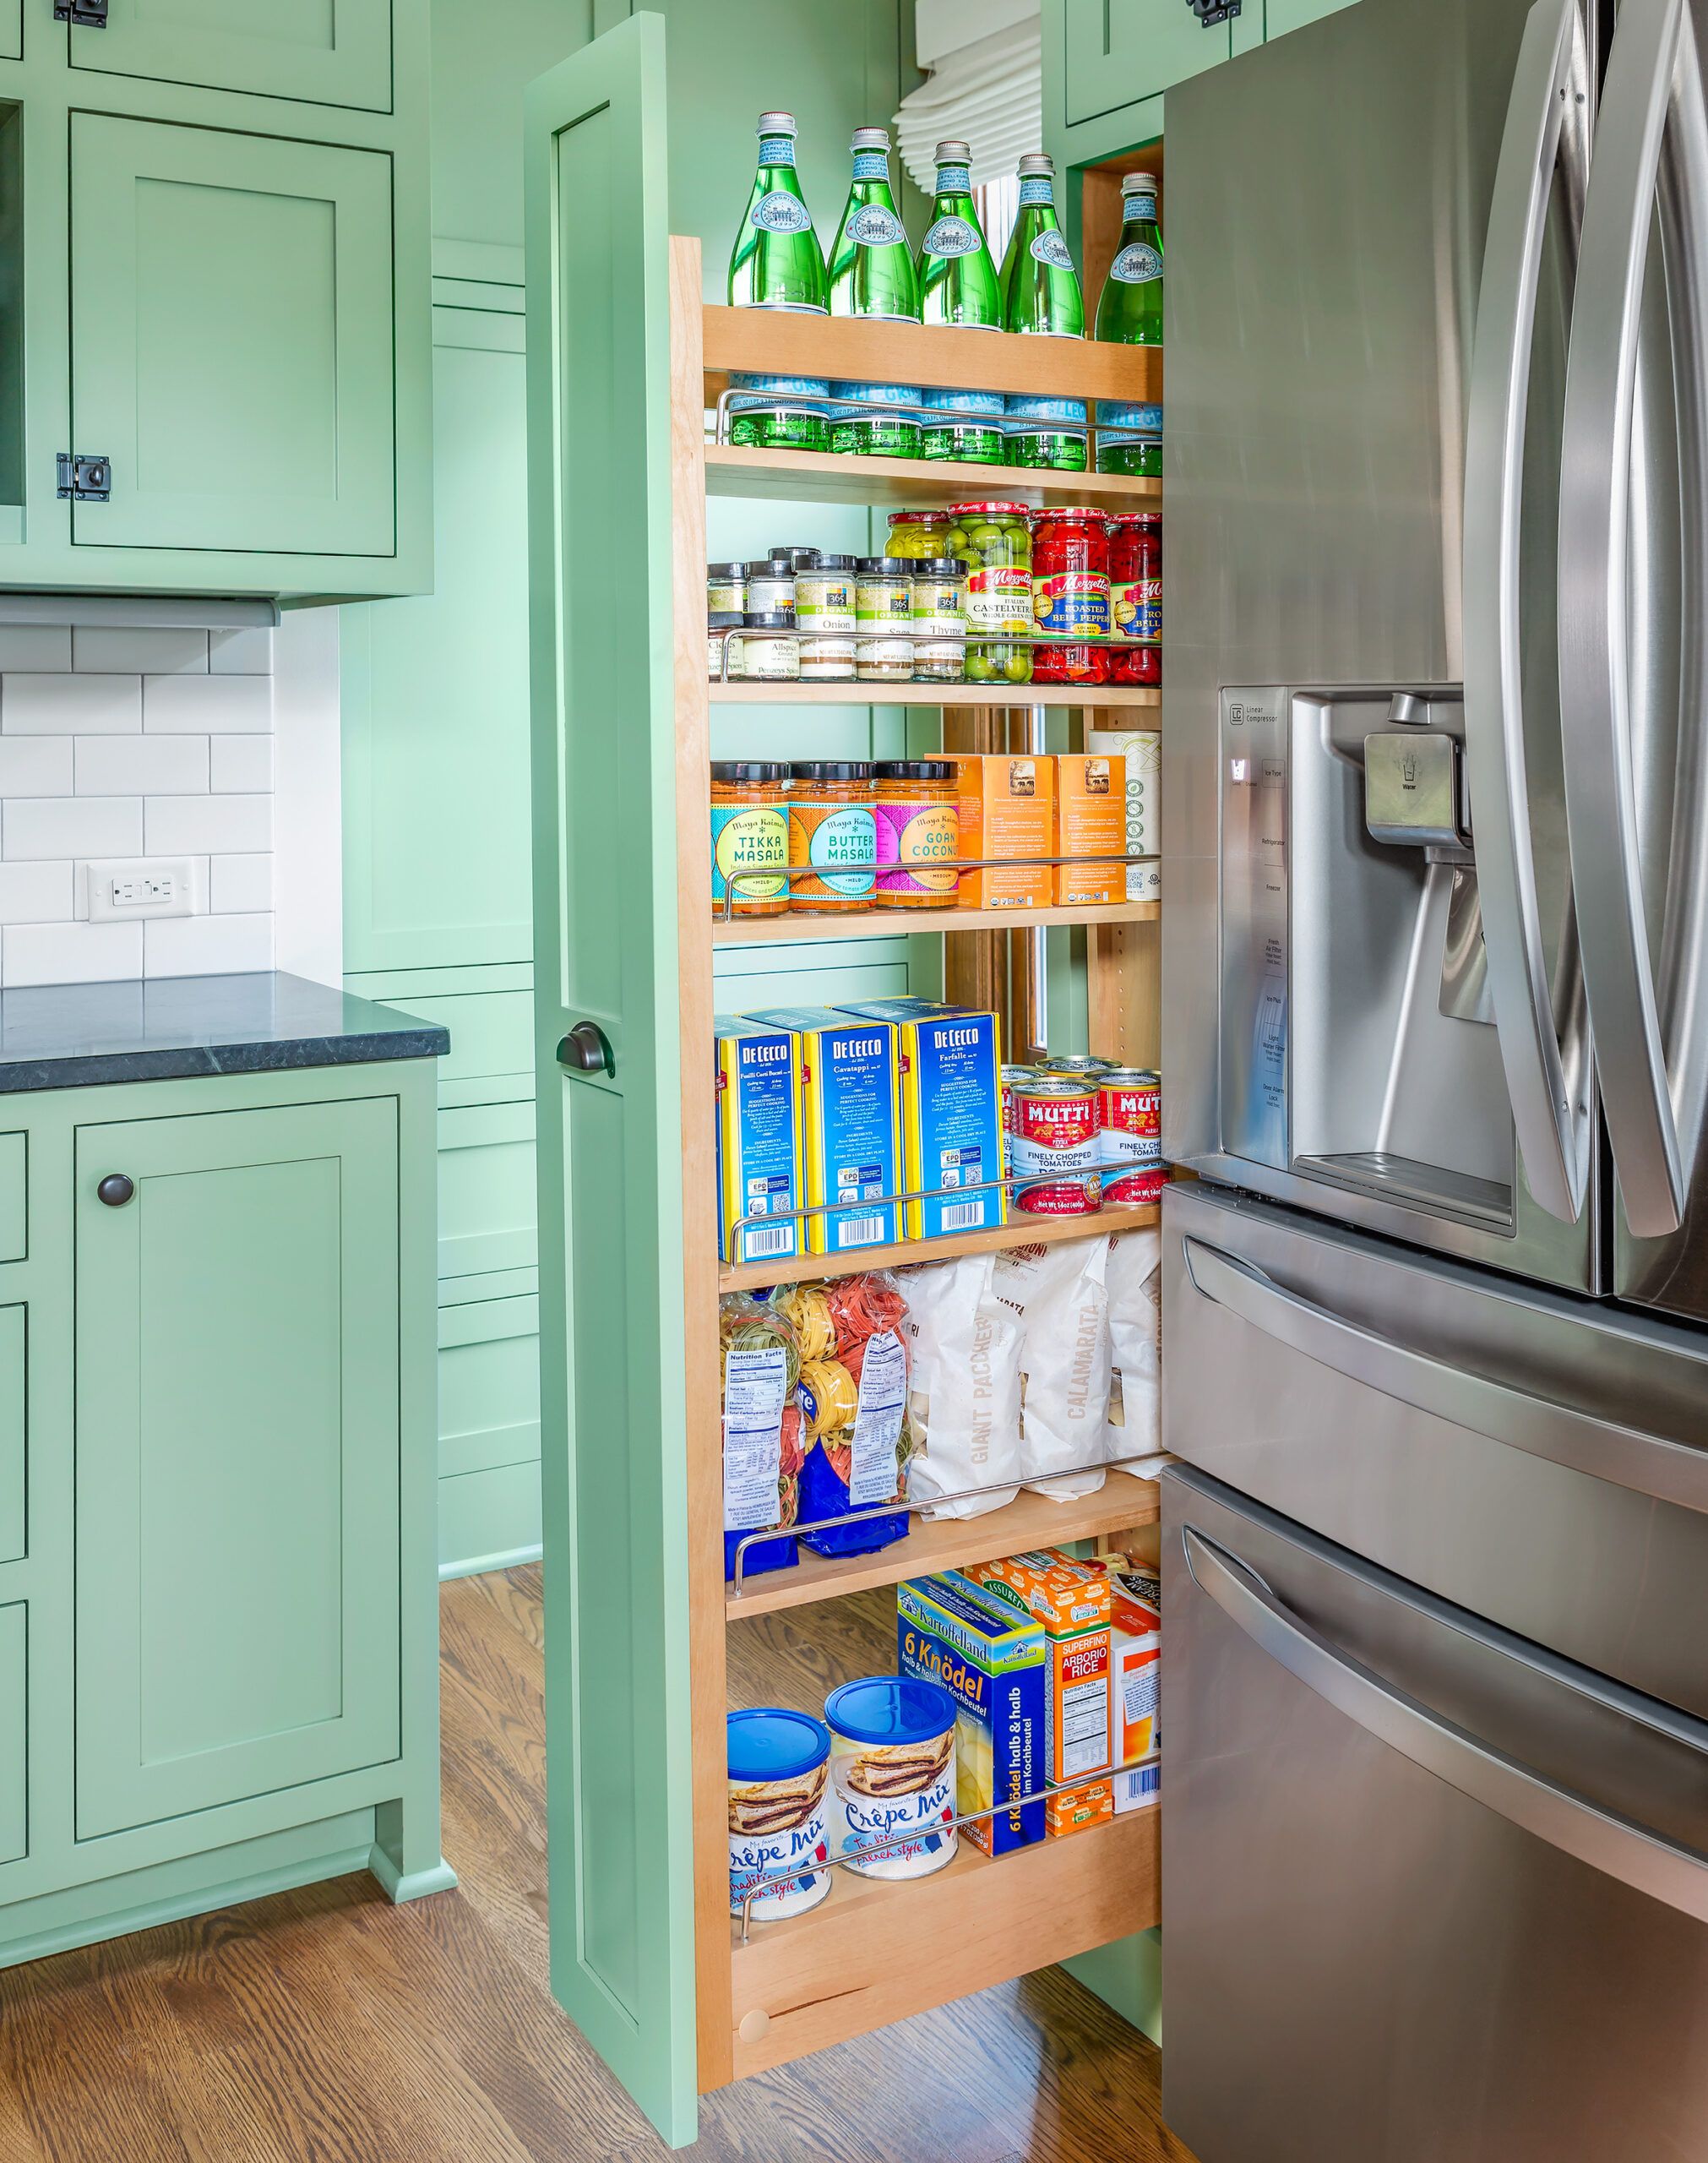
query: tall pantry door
[{"left": 525, "top": 18, "right": 704, "bottom": 2149}]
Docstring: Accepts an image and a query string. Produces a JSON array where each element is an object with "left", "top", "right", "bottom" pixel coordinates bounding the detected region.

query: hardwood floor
[{"left": 0, "top": 1566, "right": 1195, "bottom": 2162}]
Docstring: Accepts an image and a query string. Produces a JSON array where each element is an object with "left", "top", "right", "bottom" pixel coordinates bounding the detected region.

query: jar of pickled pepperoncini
[
  {"left": 874, "top": 760, "right": 960, "bottom": 910},
  {"left": 710, "top": 762, "right": 790, "bottom": 918},
  {"left": 884, "top": 509, "right": 955, "bottom": 561}
]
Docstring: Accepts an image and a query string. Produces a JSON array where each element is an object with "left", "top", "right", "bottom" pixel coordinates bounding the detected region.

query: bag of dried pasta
[
  {"left": 721, "top": 1293, "right": 803, "bottom": 1583},
  {"left": 790, "top": 1274, "right": 915, "bottom": 1558}
]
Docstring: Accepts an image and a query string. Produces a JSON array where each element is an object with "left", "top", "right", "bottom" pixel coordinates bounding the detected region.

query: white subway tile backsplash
[
  {"left": 144, "top": 911, "right": 272, "bottom": 977},
  {"left": 0, "top": 861, "right": 74, "bottom": 926},
  {"left": 74, "top": 733, "right": 209, "bottom": 797},
  {"left": 209, "top": 734, "right": 272, "bottom": 793},
  {"left": 0, "top": 738, "right": 73, "bottom": 796},
  {"left": 144, "top": 792, "right": 271, "bottom": 857},
  {"left": 4, "top": 795, "right": 142, "bottom": 862},
  {"left": 210, "top": 853, "right": 273, "bottom": 914},
  {"left": 4, "top": 919, "right": 142, "bottom": 988},
  {"left": 209, "top": 627, "right": 275, "bottom": 676},
  {"left": 4, "top": 673, "right": 142, "bottom": 736},
  {"left": 73, "top": 628, "right": 209, "bottom": 676},
  {"left": 0, "top": 629, "right": 72, "bottom": 673},
  {"left": 144, "top": 673, "right": 270, "bottom": 734}
]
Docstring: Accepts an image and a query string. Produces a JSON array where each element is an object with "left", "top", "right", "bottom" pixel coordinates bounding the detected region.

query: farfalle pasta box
[{"left": 897, "top": 1572, "right": 1046, "bottom": 1855}]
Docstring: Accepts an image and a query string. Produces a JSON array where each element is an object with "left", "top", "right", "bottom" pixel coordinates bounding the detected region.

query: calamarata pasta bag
[
  {"left": 1106, "top": 1226, "right": 1163, "bottom": 1469},
  {"left": 992, "top": 1235, "right": 1112, "bottom": 1499}
]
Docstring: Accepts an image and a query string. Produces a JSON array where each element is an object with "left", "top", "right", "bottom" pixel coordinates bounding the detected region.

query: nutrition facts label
[
  {"left": 722, "top": 1345, "right": 789, "bottom": 1532},
  {"left": 1060, "top": 1655, "right": 1112, "bottom": 1779},
  {"left": 846, "top": 1330, "right": 907, "bottom": 1508}
]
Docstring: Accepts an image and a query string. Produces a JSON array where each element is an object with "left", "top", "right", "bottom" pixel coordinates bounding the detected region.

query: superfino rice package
[
  {"left": 1106, "top": 1226, "right": 1162, "bottom": 1468},
  {"left": 900, "top": 1252, "right": 1024, "bottom": 1518},
  {"left": 992, "top": 1235, "right": 1112, "bottom": 1498}
]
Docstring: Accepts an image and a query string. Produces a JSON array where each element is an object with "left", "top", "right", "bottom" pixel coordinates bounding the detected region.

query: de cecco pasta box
[
  {"left": 714, "top": 1016, "right": 802, "bottom": 1266},
  {"left": 837, "top": 1000, "right": 1004, "bottom": 1240},
  {"left": 742, "top": 1007, "right": 901, "bottom": 1256}
]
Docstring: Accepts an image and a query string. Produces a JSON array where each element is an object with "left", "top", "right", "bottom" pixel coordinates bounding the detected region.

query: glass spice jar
[
  {"left": 911, "top": 556, "right": 968, "bottom": 683},
  {"left": 1004, "top": 395, "right": 1089, "bottom": 471},
  {"left": 734, "top": 612, "right": 801, "bottom": 682},
  {"left": 856, "top": 557, "right": 915, "bottom": 682},
  {"left": 874, "top": 760, "right": 960, "bottom": 909},
  {"left": 949, "top": 501, "right": 1033, "bottom": 686},
  {"left": 787, "top": 761, "right": 877, "bottom": 912},
  {"left": 1109, "top": 513, "right": 1161, "bottom": 686},
  {"left": 796, "top": 554, "right": 857, "bottom": 635},
  {"left": 1031, "top": 508, "right": 1112, "bottom": 684},
  {"left": 710, "top": 761, "right": 790, "bottom": 918},
  {"left": 747, "top": 556, "right": 797, "bottom": 616},
  {"left": 707, "top": 610, "right": 743, "bottom": 680},
  {"left": 707, "top": 561, "right": 748, "bottom": 616}
]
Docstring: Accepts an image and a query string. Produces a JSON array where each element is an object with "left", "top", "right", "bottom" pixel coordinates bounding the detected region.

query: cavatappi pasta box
[
  {"left": 897, "top": 1572, "right": 1046, "bottom": 1855},
  {"left": 837, "top": 1000, "right": 1005, "bottom": 1240},
  {"left": 744, "top": 1008, "right": 902, "bottom": 1256}
]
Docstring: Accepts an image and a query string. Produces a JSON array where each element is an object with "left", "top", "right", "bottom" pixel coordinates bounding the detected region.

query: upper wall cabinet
[
  {"left": 67, "top": 0, "right": 394, "bottom": 112},
  {"left": 69, "top": 116, "right": 396, "bottom": 559},
  {"left": 1063, "top": 0, "right": 1231, "bottom": 125}
]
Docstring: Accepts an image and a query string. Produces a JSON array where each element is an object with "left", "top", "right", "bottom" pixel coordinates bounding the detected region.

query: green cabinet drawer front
[
  {"left": 74, "top": 1098, "right": 400, "bottom": 1839},
  {"left": 1264, "top": 0, "right": 1357, "bottom": 34},
  {"left": 1064, "top": 0, "right": 1230, "bottom": 123},
  {"left": 439, "top": 1295, "right": 541, "bottom": 1479},
  {"left": 69, "top": 0, "right": 392, "bottom": 112},
  {"left": 0, "top": 1133, "right": 21, "bottom": 1262},
  {"left": 438, "top": 1101, "right": 537, "bottom": 1280},
  {"left": 0, "top": 1605, "right": 22, "bottom": 1866},
  {"left": 0, "top": 1309, "right": 21, "bottom": 1567},
  {"left": 70, "top": 116, "right": 395, "bottom": 559},
  {"left": 408, "top": 988, "right": 533, "bottom": 1098}
]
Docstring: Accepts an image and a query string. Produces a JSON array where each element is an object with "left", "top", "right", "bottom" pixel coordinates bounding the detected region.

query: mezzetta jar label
[
  {"left": 923, "top": 214, "right": 979, "bottom": 258},
  {"left": 1112, "top": 241, "right": 1163, "bottom": 284},
  {"left": 847, "top": 203, "right": 907, "bottom": 248},
  {"left": 1030, "top": 229, "right": 1074, "bottom": 270},
  {"left": 753, "top": 189, "right": 813, "bottom": 233}
]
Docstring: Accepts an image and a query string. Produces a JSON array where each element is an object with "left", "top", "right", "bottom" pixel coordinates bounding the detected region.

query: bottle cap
[
  {"left": 759, "top": 556, "right": 797, "bottom": 576},
  {"left": 1018, "top": 153, "right": 1055, "bottom": 176},
  {"left": 919, "top": 558, "right": 970, "bottom": 578},
  {"left": 873, "top": 760, "right": 955, "bottom": 784},
  {"left": 789, "top": 761, "right": 873, "bottom": 782},
  {"left": 851, "top": 127, "right": 891, "bottom": 151},
  {"left": 706, "top": 611, "right": 743, "bottom": 629},
  {"left": 808, "top": 553, "right": 859, "bottom": 571},
  {"left": 711, "top": 761, "right": 789, "bottom": 784},
  {"left": 706, "top": 561, "right": 751, "bottom": 579},
  {"left": 1123, "top": 172, "right": 1159, "bottom": 196},
  {"left": 857, "top": 557, "right": 914, "bottom": 576},
  {"left": 758, "top": 112, "right": 797, "bottom": 134},
  {"left": 934, "top": 139, "right": 972, "bottom": 163},
  {"left": 742, "top": 612, "right": 797, "bottom": 629}
]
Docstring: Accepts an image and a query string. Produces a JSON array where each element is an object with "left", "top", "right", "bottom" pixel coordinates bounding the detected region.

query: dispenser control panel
[{"left": 1220, "top": 689, "right": 1289, "bottom": 1170}]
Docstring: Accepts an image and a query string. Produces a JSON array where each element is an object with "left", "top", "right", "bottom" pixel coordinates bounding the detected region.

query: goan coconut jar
[
  {"left": 824, "top": 1675, "right": 959, "bottom": 1880},
  {"left": 727, "top": 1708, "right": 832, "bottom": 1922}
]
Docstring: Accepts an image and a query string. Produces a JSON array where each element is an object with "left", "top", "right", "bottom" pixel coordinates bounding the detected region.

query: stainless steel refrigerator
[{"left": 1160, "top": 0, "right": 1708, "bottom": 2153}]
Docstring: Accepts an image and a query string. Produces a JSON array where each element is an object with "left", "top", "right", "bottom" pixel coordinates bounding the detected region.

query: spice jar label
[
  {"left": 876, "top": 800, "right": 959, "bottom": 896},
  {"left": 712, "top": 804, "right": 788, "bottom": 907}
]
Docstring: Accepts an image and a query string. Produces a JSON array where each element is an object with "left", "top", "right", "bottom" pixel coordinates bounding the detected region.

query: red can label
[
  {"left": 1011, "top": 1081, "right": 1101, "bottom": 1216},
  {"left": 1104, "top": 1163, "right": 1167, "bottom": 1208},
  {"left": 1101, "top": 1074, "right": 1161, "bottom": 1166}
]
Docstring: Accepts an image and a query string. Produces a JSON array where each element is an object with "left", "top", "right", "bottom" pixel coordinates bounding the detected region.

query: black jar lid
[
  {"left": 711, "top": 761, "right": 789, "bottom": 785},
  {"left": 875, "top": 760, "right": 955, "bottom": 782},
  {"left": 857, "top": 555, "right": 914, "bottom": 575},
  {"left": 707, "top": 611, "right": 743, "bottom": 629},
  {"left": 789, "top": 760, "right": 873, "bottom": 782},
  {"left": 756, "top": 554, "right": 799, "bottom": 576},
  {"left": 742, "top": 611, "right": 797, "bottom": 629},
  {"left": 706, "top": 561, "right": 750, "bottom": 579},
  {"left": 770, "top": 546, "right": 819, "bottom": 569},
  {"left": 917, "top": 557, "right": 970, "bottom": 577},
  {"left": 807, "top": 553, "right": 858, "bottom": 572}
]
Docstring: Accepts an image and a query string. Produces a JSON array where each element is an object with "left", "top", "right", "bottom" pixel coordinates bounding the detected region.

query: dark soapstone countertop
[{"left": 0, "top": 971, "right": 449, "bottom": 1093}]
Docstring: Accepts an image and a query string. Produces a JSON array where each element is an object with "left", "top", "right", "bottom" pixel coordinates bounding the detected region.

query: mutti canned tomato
[
  {"left": 1101, "top": 1067, "right": 1163, "bottom": 1208},
  {"left": 1010, "top": 1076, "right": 1102, "bottom": 1216},
  {"left": 1000, "top": 1064, "right": 1037, "bottom": 1137},
  {"left": 1041, "top": 1054, "right": 1118, "bottom": 1081}
]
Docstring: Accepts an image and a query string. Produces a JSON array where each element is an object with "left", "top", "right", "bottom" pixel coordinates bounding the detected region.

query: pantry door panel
[
  {"left": 67, "top": 0, "right": 392, "bottom": 111},
  {"left": 525, "top": 17, "right": 705, "bottom": 2149}
]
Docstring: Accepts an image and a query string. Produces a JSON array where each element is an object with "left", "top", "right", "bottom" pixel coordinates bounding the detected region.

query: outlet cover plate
[{"left": 83, "top": 858, "right": 198, "bottom": 922}]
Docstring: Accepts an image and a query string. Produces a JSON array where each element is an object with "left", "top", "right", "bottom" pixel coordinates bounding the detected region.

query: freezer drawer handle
[
  {"left": 1181, "top": 1523, "right": 1708, "bottom": 1925},
  {"left": 1180, "top": 1234, "right": 1708, "bottom": 1513}
]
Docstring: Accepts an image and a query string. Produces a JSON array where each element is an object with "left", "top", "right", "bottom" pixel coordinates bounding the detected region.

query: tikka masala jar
[
  {"left": 1031, "top": 508, "right": 1111, "bottom": 685},
  {"left": 788, "top": 761, "right": 877, "bottom": 913},
  {"left": 874, "top": 760, "right": 960, "bottom": 910},
  {"left": 1109, "top": 513, "right": 1161, "bottom": 686},
  {"left": 710, "top": 761, "right": 790, "bottom": 918}
]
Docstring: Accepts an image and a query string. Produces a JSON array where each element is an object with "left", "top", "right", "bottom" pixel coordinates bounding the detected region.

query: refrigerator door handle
[
  {"left": 1181, "top": 1524, "right": 1708, "bottom": 1925},
  {"left": 1461, "top": 0, "right": 1595, "bottom": 1227},
  {"left": 1559, "top": 0, "right": 1708, "bottom": 1239},
  {"left": 1181, "top": 1233, "right": 1708, "bottom": 1512}
]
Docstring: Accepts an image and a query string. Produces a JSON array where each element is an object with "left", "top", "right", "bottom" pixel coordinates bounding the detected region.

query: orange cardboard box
[
  {"left": 971, "top": 1549, "right": 1114, "bottom": 1633},
  {"left": 951, "top": 755, "right": 1054, "bottom": 909},
  {"left": 1045, "top": 1775, "right": 1114, "bottom": 1838},
  {"left": 960, "top": 1551, "right": 1115, "bottom": 1784},
  {"left": 1054, "top": 752, "right": 1127, "bottom": 906}
]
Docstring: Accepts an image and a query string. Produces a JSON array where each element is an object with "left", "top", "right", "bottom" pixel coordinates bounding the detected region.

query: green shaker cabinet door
[
  {"left": 69, "top": 0, "right": 392, "bottom": 111},
  {"left": 526, "top": 18, "right": 698, "bottom": 2147},
  {"left": 73, "top": 1098, "right": 400, "bottom": 1839},
  {"left": 1063, "top": 0, "right": 1231, "bottom": 123},
  {"left": 0, "top": 1308, "right": 21, "bottom": 1566},
  {"left": 0, "top": 1605, "right": 21, "bottom": 1866},
  {"left": 0, "top": 3, "right": 18, "bottom": 61},
  {"left": 69, "top": 116, "right": 395, "bottom": 560}
]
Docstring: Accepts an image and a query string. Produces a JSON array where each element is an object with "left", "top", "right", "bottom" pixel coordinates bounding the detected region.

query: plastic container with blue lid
[
  {"left": 726, "top": 1708, "right": 832, "bottom": 1921},
  {"left": 824, "top": 1675, "right": 960, "bottom": 1880}
]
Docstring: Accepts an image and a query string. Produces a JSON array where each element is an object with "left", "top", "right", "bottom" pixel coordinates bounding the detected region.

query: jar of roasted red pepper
[
  {"left": 1109, "top": 513, "right": 1161, "bottom": 686},
  {"left": 1030, "top": 508, "right": 1111, "bottom": 685}
]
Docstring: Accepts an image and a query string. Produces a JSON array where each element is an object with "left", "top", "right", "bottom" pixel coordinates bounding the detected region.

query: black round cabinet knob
[{"left": 96, "top": 1173, "right": 135, "bottom": 1207}]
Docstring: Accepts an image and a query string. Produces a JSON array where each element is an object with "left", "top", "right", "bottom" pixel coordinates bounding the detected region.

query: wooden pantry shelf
[
  {"left": 712, "top": 898, "right": 1160, "bottom": 945},
  {"left": 710, "top": 679, "right": 1161, "bottom": 709},
  {"left": 726, "top": 1803, "right": 1161, "bottom": 2079},
  {"left": 705, "top": 442, "right": 1161, "bottom": 509},
  {"left": 720, "top": 1199, "right": 1161, "bottom": 1294},
  {"left": 725, "top": 1478, "right": 1162, "bottom": 1621},
  {"left": 702, "top": 304, "right": 1162, "bottom": 407}
]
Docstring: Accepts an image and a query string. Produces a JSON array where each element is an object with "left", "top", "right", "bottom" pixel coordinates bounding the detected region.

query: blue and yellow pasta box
[
  {"left": 836, "top": 1000, "right": 1004, "bottom": 1240},
  {"left": 898, "top": 1573, "right": 1046, "bottom": 1855},
  {"left": 714, "top": 1016, "right": 802, "bottom": 1267},
  {"left": 742, "top": 1007, "right": 901, "bottom": 1256}
]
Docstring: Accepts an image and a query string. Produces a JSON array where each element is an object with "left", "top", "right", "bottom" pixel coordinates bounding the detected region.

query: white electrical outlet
[{"left": 83, "top": 858, "right": 198, "bottom": 923}]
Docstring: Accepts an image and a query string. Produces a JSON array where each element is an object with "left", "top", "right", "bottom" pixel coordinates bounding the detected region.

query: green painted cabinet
[
  {"left": 438, "top": 1102, "right": 537, "bottom": 1280},
  {"left": 0, "top": 1606, "right": 21, "bottom": 1867},
  {"left": 0, "top": 1134, "right": 20, "bottom": 1262},
  {"left": 1264, "top": 0, "right": 1358, "bottom": 34},
  {"left": 73, "top": 1098, "right": 401, "bottom": 1839},
  {"left": 69, "top": 116, "right": 396, "bottom": 562},
  {"left": 68, "top": 0, "right": 394, "bottom": 111},
  {"left": 0, "top": 1308, "right": 20, "bottom": 1567},
  {"left": 1063, "top": 0, "right": 1231, "bottom": 123},
  {"left": 0, "top": 3, "right": 17, "bottom": 63}
]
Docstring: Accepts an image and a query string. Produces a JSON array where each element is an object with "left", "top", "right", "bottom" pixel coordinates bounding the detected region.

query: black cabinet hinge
[
  {"left": 55, "top": 0, "right": 110, "bottom": 24},
  {"left": 57, "top": 455, "right": 112, "bottom": 503},
  {"left": 1186, "top": 0, "right": 1242, "bottom": 21}
]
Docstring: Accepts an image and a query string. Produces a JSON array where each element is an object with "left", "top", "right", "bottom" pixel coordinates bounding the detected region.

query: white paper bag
[
  {"left": 992, "top": 1236, "right": 1112, "bottom": 1499},
  {"left": 1106, "top": 1227, "right": 1162, "bottom": 1471},
  {"left": 900, "top": 1254, "right": 1024, "bottom": 1518}
]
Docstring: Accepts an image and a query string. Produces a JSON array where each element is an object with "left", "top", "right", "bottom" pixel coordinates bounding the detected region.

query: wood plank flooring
[{"left": 0, "top": 1566, "right": 1196, "bottom": 2162}]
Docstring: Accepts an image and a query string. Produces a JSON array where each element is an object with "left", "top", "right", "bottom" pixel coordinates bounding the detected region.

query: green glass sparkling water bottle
[
  {"left": 917, "top": 138, "right": 1001, "bottom": 330},
  {"left": 728, "top": 111, "right": 827, "bottom": 314},
  {"left": 827, "top": 127, "right": 921, "bottom": 323},
  {"left": 1095, "top": 172, "right": 1164, "bottom": 346},
  {"left": 1000, "top": 153, "right": 1084, "bottom": 339}
]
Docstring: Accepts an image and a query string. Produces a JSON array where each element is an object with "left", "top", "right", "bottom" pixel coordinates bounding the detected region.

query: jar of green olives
[{"left": 948, "top": 501, "right": 1034, "bottom": 686}]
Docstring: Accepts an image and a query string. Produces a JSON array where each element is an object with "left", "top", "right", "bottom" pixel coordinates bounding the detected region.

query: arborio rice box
[{"left": 897, "top": 1572, "right": 1046, "bottom": 1855}]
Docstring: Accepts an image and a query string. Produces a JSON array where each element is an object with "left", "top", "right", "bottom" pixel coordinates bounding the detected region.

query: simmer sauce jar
[
  {"left": 874, "top": 760, "right": 960, "bottom": 909},
  {"left": 788, "top": 761, "right": 876, "bottom": 913},
  {"left": 1109, "top": 513, "right": 1161, "bottom": 686},
  {"left": 710, "top": 760, "right": 790, "bottom": 918},
  {"left": 1031, "top": 509, "right": 1111, "bottom": 684}
]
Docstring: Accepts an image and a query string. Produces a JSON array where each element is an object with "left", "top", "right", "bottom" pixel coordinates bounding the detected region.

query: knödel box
[
  {"left": 898, "top": 1572, "right": 1046, "bottom": 1855},
  {"left": 714, "top": 1017, "right": 802, "bottom": 1266},
  {"left": 743, "top": 1007, "right": 901, "bottom": 1255},
  {"left": 836, "top": 1000, "right": 1004, "bottom": 1240}
]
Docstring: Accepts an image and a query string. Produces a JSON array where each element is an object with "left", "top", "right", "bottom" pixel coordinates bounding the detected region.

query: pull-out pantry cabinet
[{"left": 527, "top": 18, "right": 1169, "bottom": 2145}]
